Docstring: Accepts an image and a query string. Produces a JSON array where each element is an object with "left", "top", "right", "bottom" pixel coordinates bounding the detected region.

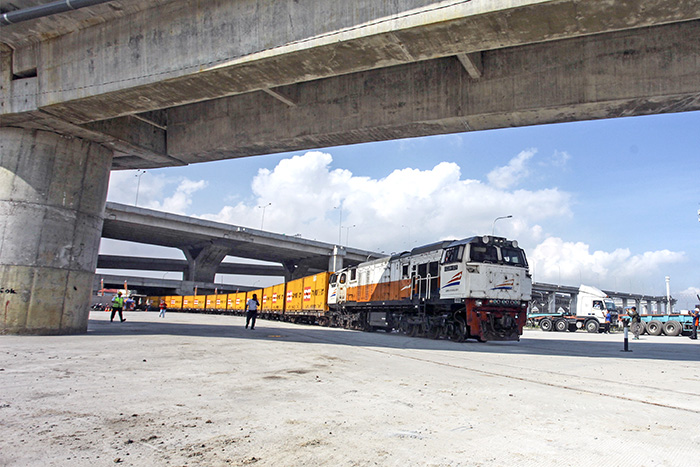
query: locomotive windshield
[
  {"left": 469, "top": 244, "right": 499, "bottom": 263},
  {"left": 441, "top": 238, "right": 528, "bottom": 268}
]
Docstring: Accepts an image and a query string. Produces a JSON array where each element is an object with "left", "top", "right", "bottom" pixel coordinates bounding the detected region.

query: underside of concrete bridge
[{"left": 2, "top": 0, "right": 699, "bottom": 334}]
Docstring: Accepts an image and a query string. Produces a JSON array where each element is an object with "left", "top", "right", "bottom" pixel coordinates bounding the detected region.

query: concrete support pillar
[
  {"left": 282, "top": 260, "right": 310, "bottom": 282},
  {"left": 181, "top": 242, "right": 229, "bottom": 284},
  {"left": 328, "top": 245, "right": 346, "bottom": 273},
  {"left": 1, "top": 128, "right": 112, "bottom": 334}
]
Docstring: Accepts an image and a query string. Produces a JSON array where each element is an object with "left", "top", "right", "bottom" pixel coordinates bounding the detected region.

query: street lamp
[
  {"left": 258, "top": 202, "right": 271, "bottom": 230},
  {"left": 134, "top": 169, "right": 146, "bottom": 206},
  {"left": 344, "top": 224, "right": 356, "bottom": 246},
  {"left": 335, "top": 205, "right": 343, "bottom": 244},
  {"left": 491, "top": 215, "right": 513, "bottom": 235}
]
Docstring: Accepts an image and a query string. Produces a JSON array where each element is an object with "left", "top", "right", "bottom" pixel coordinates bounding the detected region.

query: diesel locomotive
[{"left": 152, "top": 236, "right": 532, "bottom": 342}]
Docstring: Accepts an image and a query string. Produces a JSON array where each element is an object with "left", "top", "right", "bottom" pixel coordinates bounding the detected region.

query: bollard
[{"left": 621, "top": 321, "right": 632, "bottom": 352}]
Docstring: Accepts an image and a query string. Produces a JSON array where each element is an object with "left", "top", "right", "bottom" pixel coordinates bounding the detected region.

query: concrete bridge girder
[
  {"left": 169, "top": 21, "right": 700, "bottom": 162},
  {"left": 2, "top": 2, "right": 699, "bottom": 169}
]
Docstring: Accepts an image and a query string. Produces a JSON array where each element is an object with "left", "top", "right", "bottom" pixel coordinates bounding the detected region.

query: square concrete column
[{"left": 1, "top": 128, "right": 112, "bottom": 334}]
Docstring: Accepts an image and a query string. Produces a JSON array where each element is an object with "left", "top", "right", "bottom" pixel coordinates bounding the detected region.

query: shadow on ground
[{"left": 87, "top": 312, "right": 700, "bottom": 363}]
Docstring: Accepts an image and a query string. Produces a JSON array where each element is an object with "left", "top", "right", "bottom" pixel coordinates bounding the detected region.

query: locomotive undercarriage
[{"left": 326, "top": 302, "right": 520, "bottom": 342}]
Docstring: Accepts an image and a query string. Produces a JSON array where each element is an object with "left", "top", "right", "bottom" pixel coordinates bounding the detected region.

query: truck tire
[
  {"left": 585, "top": 320, "right": 600, "bottom": 333},
  {"left": 540, "top": 318, "right": 553, "bottom": 332},
  {"left": 554, "top": 319, "right": 568, "bottom": 332},
  {"left": 663, "top": 320, "right": 682, "bottom": 336},
  {"left": 568, "top": 322, "right": 578, "bottom": 333},
  {"left": 646, "top": 320, "right": 663, "bottom": 336}
]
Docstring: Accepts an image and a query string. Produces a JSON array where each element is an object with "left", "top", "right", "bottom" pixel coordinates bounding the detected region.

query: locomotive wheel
[
  {"left": 407, "top": 324, "right": 419, "bottom": 337},
  {"left": 427, "top": 326, "right": 440, "bottom": 340}
]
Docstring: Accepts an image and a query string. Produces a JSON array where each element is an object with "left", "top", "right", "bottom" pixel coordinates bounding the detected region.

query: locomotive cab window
[
  {"left": 441, "top": 245, "right": 464, "bottom": 264},
  {"left": 329, "top": 273, "right": 337, "bottom": 284},
  {"left": 349, "top": 268, "right": 357, "bottom": 281},
  {"left": 402, "top": 264, "right": 409, "bottom": 278},
  {"left": 339, "top": 273, "right": 347, "bottom": 284},
  {"left": 469, "top": 244, "right": 498, "bottom": 263},
  {"left": 500, "top": 247, "right": 527, "bottom": 267}
]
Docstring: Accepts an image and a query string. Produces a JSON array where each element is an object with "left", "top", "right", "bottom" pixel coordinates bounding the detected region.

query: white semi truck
[{"left": 532, "top": 285, "right": 618, "bottom": 333}]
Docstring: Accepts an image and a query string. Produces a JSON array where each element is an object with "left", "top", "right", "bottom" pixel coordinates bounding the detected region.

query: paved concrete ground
[{"left": 1, "top": 311, "right": 699, "bottom": 467}]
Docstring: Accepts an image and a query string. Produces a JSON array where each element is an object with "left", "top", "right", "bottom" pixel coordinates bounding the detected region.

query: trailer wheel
[
  {"left": 585, "top": 320, "right": 600, "bottom": 333},
  {"left": 663, "top": 320, "right": 682, "bottom": 337},
  {"left": 554, "top": 319, "right": 568, "bottom": 332},
  {"left": 646, "top": 320, "right": 662, "bottom": 336},
  {"left": 540, "top": 318, "right": 553, "bottom": 332}
]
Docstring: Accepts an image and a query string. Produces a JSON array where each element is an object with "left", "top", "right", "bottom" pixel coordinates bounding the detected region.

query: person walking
[
  {"left": 245, "top": 293, "right": 260, "bottom": 330},
  {"left": 690, "top": 305, "right": 699, "bottom": 340},
  {"left": 110, "top": 292, "right": 126, "bottom": 323},
  {"left": 629, "top": 306, "right": 641, "bottom": 339},
  {"left": 159, "top": 299, "right": 167, "bottom": 318}
]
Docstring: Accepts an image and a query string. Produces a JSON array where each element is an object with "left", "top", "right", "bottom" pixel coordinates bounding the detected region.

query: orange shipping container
[
  {"left": 214, "top": 294, "right": 227, "bottom": 311},
  {"left": 192, "top": 295, "right": 206, "bottom": 310},
  {"left": 285, "top": 277, "right": 305, "bottom": 315},
  {"left": 302, "top": 272, "right": 330, "bottom": 313},
  {"left": 229, "top": 292, "right": 248, "bottom": 312},
  {"left": 167, "top": 296, "right": 182, "bottom": 310},
  {"left": 269, "top": 283, "right": 286, "bottom": 313}
]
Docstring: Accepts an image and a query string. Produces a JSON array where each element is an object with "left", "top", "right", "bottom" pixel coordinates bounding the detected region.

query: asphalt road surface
[{"left": 1, "top": 311, "right": 699, "bottom": 466}]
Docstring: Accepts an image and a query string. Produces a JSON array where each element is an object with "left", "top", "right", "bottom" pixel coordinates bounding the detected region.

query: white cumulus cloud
[
  {"left": 529, "top": 237, "right": 686, "bottom": 293},
  {"left": 200, "top": 151, "right": 571, "bottom": 253},
  {"left": 487, "top": 149, "right": 536, "bottom": 189}
]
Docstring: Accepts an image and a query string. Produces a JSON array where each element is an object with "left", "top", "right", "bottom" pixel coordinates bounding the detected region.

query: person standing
[
  {"left": 604, "top": 310, "right": 612, "bottom": 333},
  {"left": 110, "top": 292, "right": 126, "bottom": 323},
  {"left": 159, "top": 299, "right": 167, "bottom": 318},
  {"left": 629, "top": 306, "right": 641, "bottom": 339},
  {"left": 690, "top": 306, "right": 699, "bottom": 340},
  {"left": 245, "top": 293, "right": 260, "bottom": 330}
]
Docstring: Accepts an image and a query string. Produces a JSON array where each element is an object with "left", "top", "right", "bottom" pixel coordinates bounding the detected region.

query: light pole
[
  {"left": 258, "top": 202, "right": 271, "bottom": 230},
  {"left": 491, "top": 215, "right": 513, "bottom": 235},
  {"left": 335, "top": 205, "right": 343, "bottom": 244},
  {"left": 134, "top": 169, "right": 146, "bottom": 206},
  {"left": 344, "top": 224, "right": 356, "bottom": 246}
]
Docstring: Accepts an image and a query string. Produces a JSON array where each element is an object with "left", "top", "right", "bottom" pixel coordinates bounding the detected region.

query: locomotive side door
[{"left": 337, "top": 272, "right": 348, "bottom": 303}]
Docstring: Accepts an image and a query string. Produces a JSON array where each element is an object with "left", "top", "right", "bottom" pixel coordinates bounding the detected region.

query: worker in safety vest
[
  {"left": 110, "top": 292, "right": 126, "bottom": 323},
  {"left": 690, "top": 306, "right": 699, "bottom": 340}
]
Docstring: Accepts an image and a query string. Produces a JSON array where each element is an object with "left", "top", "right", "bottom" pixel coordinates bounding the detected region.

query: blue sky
[{"left": 103, "top": 110, "right": 700, "bottom": 309}]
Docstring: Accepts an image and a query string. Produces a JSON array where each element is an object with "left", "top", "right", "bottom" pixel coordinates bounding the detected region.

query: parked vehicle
[
  {"left": 619, "top": 308, "right": 697, "bottom": 336},
  {"left": 532, "top": 285, "right": 618, "bottom": 333}
]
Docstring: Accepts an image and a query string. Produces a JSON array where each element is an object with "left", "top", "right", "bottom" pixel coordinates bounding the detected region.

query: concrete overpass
[
  {"left": 2, "top": 0, "right": 699, "bottom": 334},
  {"left": 100, "top": 202, "right": 380, "bottom": 290}
]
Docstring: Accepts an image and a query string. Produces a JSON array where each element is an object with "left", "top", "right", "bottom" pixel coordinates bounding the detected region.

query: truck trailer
[{"left": 532, "top": 285, "right": 618, "bottom": 333}]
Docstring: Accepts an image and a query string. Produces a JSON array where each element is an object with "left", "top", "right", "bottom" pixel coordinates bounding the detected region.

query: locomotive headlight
[
  {"left": 475, "top": 300, "right": 483, "bottom": 307},
  {"left": 482, "top": 235, "right": 490, "bottom": 244},
  {"left": 511, "top": 240, "right": 518, "bottom": 248}
]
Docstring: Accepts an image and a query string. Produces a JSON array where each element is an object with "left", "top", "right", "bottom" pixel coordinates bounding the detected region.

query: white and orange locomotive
[{"left": 327, "top": 236, "right": 532, "bottom": 342}]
